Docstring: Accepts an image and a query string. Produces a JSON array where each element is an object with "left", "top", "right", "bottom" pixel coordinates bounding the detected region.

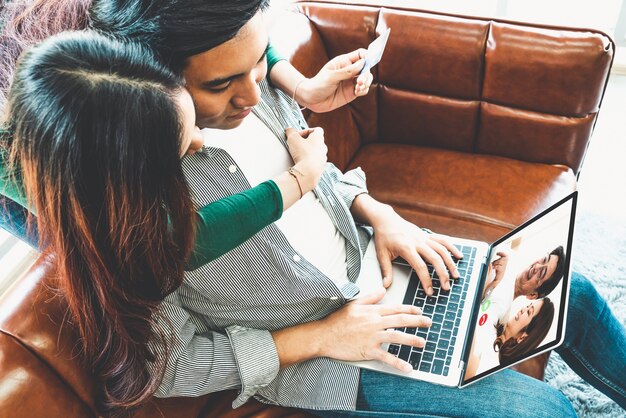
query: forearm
[
  {"left": 271, "top": 320, "right": 324, "bottom": 369},
  {"left": 187, "top": 164, "right": 317, "bottom": 270},
  {"left": 154, "top": 297, "right": 282, "bottom": 406},
  {"left": 350, "top": 192, "right": 395, "bottom": 227},
  {"left": 187, "top": 181, "right": 281, "bottom": 269},
  {"left": 268, "top": 60, "right": 306, "bottom": 101}
]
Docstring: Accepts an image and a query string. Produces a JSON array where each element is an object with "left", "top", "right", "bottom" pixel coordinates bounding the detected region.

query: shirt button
[
  {"left": 292, "top": 254, "right": 301, "bottom": 262},
  {"left": 228, "top": 164, "right": 237, "bottom": 173},
  {"left": 330, "top": 296, "right": 339, "bottom": 301}
]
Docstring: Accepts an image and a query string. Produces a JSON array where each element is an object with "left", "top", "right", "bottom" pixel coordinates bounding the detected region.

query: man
[
  {"left": 134, "top": 4, "right": 462, "bottom": 407},
  {"left": 483, "top": 246, "right": 566, "bottom": 302},
  {"left": 89, "top": 0, "right": 626, "bottom": 415}
]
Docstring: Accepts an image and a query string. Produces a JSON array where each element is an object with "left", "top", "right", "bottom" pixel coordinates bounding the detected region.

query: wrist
[
  {"left": 354, "top": 194, "right": 395, "bottom": 228},
  {"left": 293, "top": 77, "right": 310, "bottom": 106},
  {"left": 306, "top": 319, "right": 325, "bottom": 358},
  {"left": 292, "top": 160, "right": 319, "bottom": 193},
  {"left": 370, "top": 205, "right": 396, "bottom": 229},
  {"left": 287, "top": 167, "right": 304, "bottom": 197},
  {"left": 271, "top": 319, "right": 325, "bottom": 368}
]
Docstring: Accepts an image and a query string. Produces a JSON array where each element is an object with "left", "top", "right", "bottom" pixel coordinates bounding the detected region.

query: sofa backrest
[{"left": 270, "top": 0, "right": 614, "bottom": 172}]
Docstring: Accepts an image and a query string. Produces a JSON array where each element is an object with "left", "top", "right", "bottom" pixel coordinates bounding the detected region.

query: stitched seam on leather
[{"left": 473, "top": 21, "right": 491, "bottom": 154}]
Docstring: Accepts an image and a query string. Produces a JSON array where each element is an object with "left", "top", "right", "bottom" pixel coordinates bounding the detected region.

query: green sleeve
[
  {"left": 266, "top": 43, "right": 286, "bottom": 74},
  {"left": 186, "top": 179, "right": 283, "bottom": 270},
  {"left": 0, "top": 135, "right": 31, "bottom": 212}
]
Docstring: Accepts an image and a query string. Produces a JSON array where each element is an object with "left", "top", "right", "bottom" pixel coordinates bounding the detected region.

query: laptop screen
[{"left": 462, "top": 192, "right": 577, "bottom": 386}]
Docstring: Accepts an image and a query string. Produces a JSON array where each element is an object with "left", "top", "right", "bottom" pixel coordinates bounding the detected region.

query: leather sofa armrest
[{"left": 0, "top": 331, "right": 93, "bottom": 417}]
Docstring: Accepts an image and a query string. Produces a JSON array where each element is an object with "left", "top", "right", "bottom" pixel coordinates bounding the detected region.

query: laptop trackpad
[{"left": 356, "top": 240, "right": 412, "bottom": 304}]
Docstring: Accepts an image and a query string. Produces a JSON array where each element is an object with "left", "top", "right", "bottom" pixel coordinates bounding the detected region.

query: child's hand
[{"left": 296, "top": 49, "right": 374, "bottom": 113}]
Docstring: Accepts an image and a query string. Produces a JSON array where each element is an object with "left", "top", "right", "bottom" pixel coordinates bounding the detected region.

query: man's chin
[
  {"left": 223, "top": 117, "right": 246, "bottom": 129},
  {"left": 198, "top": 117, "right": 245, "bottom": 131}
]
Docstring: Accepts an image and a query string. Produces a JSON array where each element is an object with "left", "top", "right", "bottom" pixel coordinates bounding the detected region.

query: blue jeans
[
  {"left": 0, "top": 195, "right": 38, "bottom": 248},
  {"left": 554, "top": 272, "right": 626, "bottom": 408},
  {"left": 308, "top": 273, "right": 625, "bottom": 417}
]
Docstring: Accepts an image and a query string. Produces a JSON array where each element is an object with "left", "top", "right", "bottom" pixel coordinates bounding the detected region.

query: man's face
[
  {"left": 515, "top": 253, "right": 559, "bottom": 298},
  {"left": 183, "top": 11, "right": 268, "bottom": 130}
]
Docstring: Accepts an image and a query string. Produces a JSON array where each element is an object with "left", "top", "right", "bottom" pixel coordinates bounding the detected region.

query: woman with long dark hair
[
  {"left": 7, "top": 31, "right": 195, "bottom": 413},
  {"left": 494, "top": 298, "right": 555, "bottom": 365},
  {"left": 5, "top": 29, "right": 327, "bottom": 414},
  {"left": 465, "top": 297, "right": 555, "bottom": 379}
]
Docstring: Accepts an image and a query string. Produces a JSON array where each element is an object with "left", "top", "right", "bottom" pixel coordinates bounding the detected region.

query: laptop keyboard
[{"left": 387, "top": 244, "right": 476, "bottom": 376}]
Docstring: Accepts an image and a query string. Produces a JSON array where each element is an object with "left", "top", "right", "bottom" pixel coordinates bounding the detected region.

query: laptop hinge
[
  {"left": 459, "top": 257, "right": 489, "bottom": 373},
  {"left": 456, "top": 360, "right": 466, "bottom": 387}
]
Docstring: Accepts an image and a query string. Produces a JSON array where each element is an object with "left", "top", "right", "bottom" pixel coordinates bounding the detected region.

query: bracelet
[
  {"left": 291, "top": 78, "right": 308, "bottom": 111},
  {"left": 289, "top": 166, "right": 305, "bottom": 177},
  {"left": 288, "top": 166, "right": 304, "bottom": 197}
]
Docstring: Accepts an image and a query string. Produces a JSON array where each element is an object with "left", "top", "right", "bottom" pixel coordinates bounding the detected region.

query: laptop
[{"left": 349, "top": 191, "right": 577, "bottom": 388}]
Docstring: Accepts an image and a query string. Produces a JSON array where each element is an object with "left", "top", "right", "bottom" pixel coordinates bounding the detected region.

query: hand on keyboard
[
  {"left": 317, "top": 287, "right": 433, "bottom": 372},
  {"left": 389, "top": 244, "right": 476, "bottom": 375},
  {"left": 370, "top": 211, "right": 463, "bottom": 294}
]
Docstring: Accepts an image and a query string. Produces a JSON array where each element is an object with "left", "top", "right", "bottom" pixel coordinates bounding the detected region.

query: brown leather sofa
[{"left": 0, "top": 1, "right": 614, "bottom": 417}]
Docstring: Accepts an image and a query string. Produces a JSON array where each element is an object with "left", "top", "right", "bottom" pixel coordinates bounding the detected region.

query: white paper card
[{"left": 360, "top": 28, "right": 391, "bottom": 76}]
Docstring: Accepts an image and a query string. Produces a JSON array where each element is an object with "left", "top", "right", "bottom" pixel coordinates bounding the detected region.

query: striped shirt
[{"left": 151, "top": 80, "right": 371, "bottom": 411}]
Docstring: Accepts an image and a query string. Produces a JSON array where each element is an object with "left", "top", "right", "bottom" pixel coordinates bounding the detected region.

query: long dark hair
[
  {"left": 7, "top": 30, "right": 195, "bottom": 415},
  {"left": 494, "top": 298, "right": 555, "bottom": 366},
  {"left": 90, "top": 0, "right": 270, "bottom": 73}
]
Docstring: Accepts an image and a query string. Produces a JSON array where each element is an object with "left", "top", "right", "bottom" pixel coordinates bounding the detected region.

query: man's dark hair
[
  {"left": 535, "top": 245, "right": 566, "bottom": 297},
  {"left": 90, "top": 0, "right": 270, "bottom": 73}
]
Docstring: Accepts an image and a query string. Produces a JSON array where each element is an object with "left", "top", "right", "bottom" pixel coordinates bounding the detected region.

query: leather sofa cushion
[{"left": 349, "top": 143, "right": 577, "bottom": 241}]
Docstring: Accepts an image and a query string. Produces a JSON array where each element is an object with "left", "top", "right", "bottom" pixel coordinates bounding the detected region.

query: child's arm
[
  {"left": 186, "top": 127, "right": 327, "bottom": 270},
  {"left": 267, "top": 45, "right": 373, "bottom": 113}
]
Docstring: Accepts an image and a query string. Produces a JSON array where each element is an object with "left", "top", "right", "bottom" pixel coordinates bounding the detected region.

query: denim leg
[
  {"left": 307, "top": 368, "right": 576, "bottom": 418},
  {"left": 555, "top": 272, "right": 626, "bottom": 408}
]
